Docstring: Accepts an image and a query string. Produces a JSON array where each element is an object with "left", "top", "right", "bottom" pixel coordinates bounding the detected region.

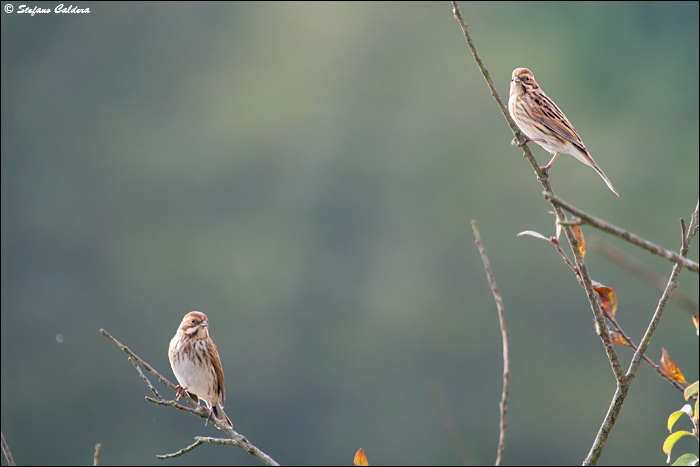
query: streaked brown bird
[
  {"left": 169, "top": 311, "right": 232, "bottom": 427},
  {"left": 508, "top": 67, "right": 619, "bottom": 196}
]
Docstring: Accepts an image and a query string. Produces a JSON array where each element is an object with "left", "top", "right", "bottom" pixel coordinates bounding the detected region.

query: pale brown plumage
[
  {"left": 169, "top": 311, "right": 232, "bottom": 427},
  {"left": 508, "top": 67, "right": 619, "bottom": 196}
]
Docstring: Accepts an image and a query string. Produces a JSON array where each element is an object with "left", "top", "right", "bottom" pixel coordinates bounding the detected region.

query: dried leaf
[
  {"left": 571, "top": 224, "right": 586, "bottom": 258},
  {"left": 609, "top": 331, "right": 628, "bottom": 345},
  {"left": 592, "top": 281, "right": 617, "bottom": 318},
  {"left": 660, "top": 347, "right": 686, "bottom": 384},
  {"left": 354, "top": 448, "right": 369, "bottom": 466},
  {"left": 692, "top": 316, "right": 699, "bottom": 336}
]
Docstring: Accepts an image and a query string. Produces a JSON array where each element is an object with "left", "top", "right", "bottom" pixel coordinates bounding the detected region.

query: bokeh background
[{"left": 2, "top": 2, "right": 698, "bottom": 465}]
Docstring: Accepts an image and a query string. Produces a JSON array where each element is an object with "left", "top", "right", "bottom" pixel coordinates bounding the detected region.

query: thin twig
[
  {"left": 471, "top": 221, "right": 509, "bottom": 466},
  {"left": 158, "top": 436, "right": 279, "bottom": 465},
  {"left": 1, "top": 431, "right": 15, "bottom": 466},
  {"left": 627, "top": 203, "right": 698, "bottom": 379},
  {"left": 604, "top": 317, "right": 686, "bottom": 393},
  {"left": 551, "top": 235, "right": 583, "bottom": 284},
  {"left": 157, "top": 438, "right": 206, "bottom": 459},
  {"left": 545, "top": 192, "right": 699, "bottom": 273},
  {"left": 100, "top": 329, "right": 177, "bottom": 395},
  {"left": 590, "top": 239, "right": 698, "bottom": 316},
  {"left": 100, "top": 328, "right": 201, "bottom": 410},
  {"left": 93, "top": 443, "right": 102, "bottom": 466},
  {"left": 451, "top": 1, "right": 547, "bottom": 183},
  {"left": 584, "top": 202, "right": 699, "bottom": 465},
  {"left": 145, "top": 396, "right": 209, "bottom": 417}
]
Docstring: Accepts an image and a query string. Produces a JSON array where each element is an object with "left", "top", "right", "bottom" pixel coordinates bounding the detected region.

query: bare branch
[
  {"left": 545, "top": 193, "right": 699, "bottom": 273},
  {"left": 157, "top": 438, "right": 206, "bottom": 459},
  {"left": 93, "top": 443, "right": 102, "bottom": 466},
  {"left": 627, "top": 201, "right": 698, "bottom": 378},
  {"left": 99, "top": 329, "right": 176, "bottom": 396},
  {"left": 591, "top": 239, "right": 698, "bottom": 316},
  {"left": 145, "top": 396, "right": 207, "bottom": 417},
  {"left": 157, "top": 436, "right": 279, "bottom": 462},
  {"left": 451, "top": 1, "right": 547, "bottom": 183},
  {"left": 1, "top": 431, "right": 16, "bottom": 466},
  {"left": 471, "top": 221, "right": 509, "bottom": 466}
]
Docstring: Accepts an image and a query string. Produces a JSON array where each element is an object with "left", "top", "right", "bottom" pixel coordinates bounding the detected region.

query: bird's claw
[{"left": 174, "top": 385, "right": 198, "bottom": 403}]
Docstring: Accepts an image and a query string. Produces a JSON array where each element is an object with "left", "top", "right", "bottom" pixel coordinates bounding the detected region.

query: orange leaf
[
  {"left": 660, "top": 347, "right": 686, "bottom": 383},
  {"left": 592, "top": 281, "right": 617, "bottom": 318},
  {"left": 354, "top": 448, "right": 369, "bottom": 466},
  {"left": 571, "top": 224, "right": 586, "bottom": 258},
  {"left": 692, "top": 316, "right": 699, "bottom": 336},
  {"left": 610, "top": 331, "right": 628, "bottom": 345}
]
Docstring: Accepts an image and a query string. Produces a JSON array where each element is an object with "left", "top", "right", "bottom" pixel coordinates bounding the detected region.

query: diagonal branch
[
  {"left": 627, "top": 202, "right": 698, "bottom": 378},
  {"left": 584, "top": 202, "right": 699, "bottom": 465},
  {"left": 590, "top": 239, "right": 698, "bottom": 316},
  {"left": 157, "top": 436, "right": 269, "bottom": 460},
  {"left": 1, "top": 431, "right": 15, "bottom": 467},
  {"left": 451, "top": 1, "right": 546, "bottom": 183},
  {"left": 93, "top": 443, "right": 102, "bottom": 467},
  {"left": 100, "top": 329, "right": 177, "bottom": 398},
  {"left": 545, "top": 193, "right": 699, "bottom": 273}
]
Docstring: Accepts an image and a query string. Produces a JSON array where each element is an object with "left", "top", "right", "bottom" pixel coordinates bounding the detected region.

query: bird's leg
[
  {"left": 543, "top": 152, "right": 560, "bottom": 170},
  {"left": 202, "top": 402, "right": 217, "bottom": 427},
  {"left": 512, "top": 135, "right": 546, "bottom": 147},
  {"left": 539, "top": 152, "right": 560, "bottom": 179}
]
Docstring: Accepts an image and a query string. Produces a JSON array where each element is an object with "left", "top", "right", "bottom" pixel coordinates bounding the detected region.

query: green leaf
[
  {"left": 667, "top": 410, "right": 688, "bottom": 432},
  {"left": 684, "top": 381, "right": 699, "bottom": 401},
  {"left": 670, "top": 453, "right": 699, "bottom": 466},
  {"left": 663, "top": 430, "right": 694, "bottom": 462}
]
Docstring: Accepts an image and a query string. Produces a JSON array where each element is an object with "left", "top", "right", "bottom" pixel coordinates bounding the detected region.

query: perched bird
[
  {"left": 169, "top": 311, "right": 232, "bottom": 427},
  {"left": 508, "top": 67, "right": 619, "bottom": 196}
]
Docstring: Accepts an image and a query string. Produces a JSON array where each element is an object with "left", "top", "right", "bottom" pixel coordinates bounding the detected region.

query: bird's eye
[
  {"left": 525, "top": 76, "right": 530, "bottom": 81},
  {"left": 190, "top": 319, "right": 196, "bottom": 324}
]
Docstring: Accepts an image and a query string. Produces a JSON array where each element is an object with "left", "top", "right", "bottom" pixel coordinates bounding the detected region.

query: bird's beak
[{"left": 201, "top": 320, "right": 208, "bottom": 327}]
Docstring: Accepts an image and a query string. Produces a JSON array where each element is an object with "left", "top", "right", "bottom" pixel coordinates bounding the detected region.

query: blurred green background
[{"left": 2, "top": 2, "right": 698, "bottom": 465}]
